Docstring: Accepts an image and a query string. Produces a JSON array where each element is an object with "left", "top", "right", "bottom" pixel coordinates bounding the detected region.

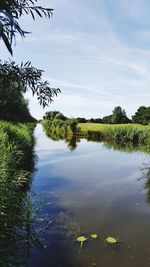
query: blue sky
[{"left": 2, "top": 0, "right": 150, "bottom": 119}]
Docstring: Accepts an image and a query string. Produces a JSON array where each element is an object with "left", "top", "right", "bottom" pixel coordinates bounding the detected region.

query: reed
[
  {"left": 78, "top": 123, "right": 150, "bottom": 145},
  {"left": 0, "top": 120, "right": 36, "bottom": 266}
]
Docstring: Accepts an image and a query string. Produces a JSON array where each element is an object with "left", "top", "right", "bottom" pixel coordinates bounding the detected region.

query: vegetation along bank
[
  {"left": 0, "top": 121, "right": 36, "bottom": 266},
  {"left": 42, "top": 109, "right": 150, "bottom": 150}
]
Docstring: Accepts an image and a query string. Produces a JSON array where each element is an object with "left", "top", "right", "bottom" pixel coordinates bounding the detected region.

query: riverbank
[
  {"left": 0, "top": 120, "right": 36, "bottom": 266},
  {"left": 42, "top": 119, "right": 150, "bottom": 147},
  {"left": 78, "top": 123, "right": 150, "bottom": 145}
]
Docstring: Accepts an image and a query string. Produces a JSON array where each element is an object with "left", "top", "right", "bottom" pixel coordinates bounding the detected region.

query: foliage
[
  {"left": 76, "top": 236, "right": 87, "bottom": 242},
  {"left": 42, "top": 116, "right": 79, "bottom": 151},
  {"left": 0, "top": 121, "right": 36, "bottom": 266},
  {"left": 102, "top": 106, "right": 130, "bottom": 124},
  {"left": 78, "top": 123, "right": 105, "bottom": 133},
  {"left": 132, "top": 106, "right": 150, "bottom": 125},
  {"left": 76, "top": 117, "right": 88, "bottom": 123},
  {"left": 0, "top": 86, "right": 36, "bottom": 122},
  {"left": 112, "top": 106, "right": 130, "bottom": 124},
  {"left": 76, "top": 236, "right": 87, "bottom": 251},
  {"left": 67, "top": 118, "right": 78, "bottom": 134},
  {"left": 102, "top": 114, "right": 113, "bottom": 124},
  {"left": 42, "top": 117, "right": 78, "bottom": 137},
  {"left": 42, "top": 111, "right": 77, "bottom": 135},
  {"left": 0, "top": 0, "right": 61, "bottom": 111},
  {"left": 106, "top": 236, "right": 118, "bottom": 244},
  {"left": 43, "top": 111, "right": 67, "bottom": 121},
  {"left": 102, "top": 139, "right": 150, "bottom": 154},
  {"left": 78, "top": 123, "right": 150, "bottom": 145},
  {"left": 88, "top": 118, "right": 102, "bottom": 123},
  {"left": 0, "top": 60, "right": 61, "bottom": 109},
  {"left": 91, "top": 234, "right": 98, "bottom": 239},
  {"left": 54, "top": 112, "right": 67, "bottom": 121},
  {"left": 0, "top": 0, "right": 53, "bottom": 55}
]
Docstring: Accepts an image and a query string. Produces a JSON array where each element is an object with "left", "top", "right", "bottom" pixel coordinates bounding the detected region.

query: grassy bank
[
  {"left": 78, "top": 123, "right": 150, "bottom": 145},
  {"left": 0, "top": 121, "right": 36, "bottom": 266}
]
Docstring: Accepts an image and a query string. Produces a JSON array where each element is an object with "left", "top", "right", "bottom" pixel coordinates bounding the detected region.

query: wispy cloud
[{"left": 2, "top": 0, "right": 150, "bottom": 119}]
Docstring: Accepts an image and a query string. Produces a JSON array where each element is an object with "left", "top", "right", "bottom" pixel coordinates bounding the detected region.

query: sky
[{"left": 2, "top": 0, "right": 150, "bottom": 119}]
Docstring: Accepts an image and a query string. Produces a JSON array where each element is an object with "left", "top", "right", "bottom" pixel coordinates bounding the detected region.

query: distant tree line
[{"left": 43, "top": 106, "right": 150, "bottom": 125}]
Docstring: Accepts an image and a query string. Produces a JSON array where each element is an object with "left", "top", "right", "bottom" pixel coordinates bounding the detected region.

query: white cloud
[{"left": 2, "top": 0, "right": 150, "bottom": 119}]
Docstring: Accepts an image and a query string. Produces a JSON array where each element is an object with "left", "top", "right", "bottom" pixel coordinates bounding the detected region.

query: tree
[
  {"left": 112, "top": 106, "right": 130, "bottom": 124},
  {"left": 89, "top": 118, "right": 102, "bottom": 123},
  {"left": 43, "top": 111, "right": 63, "bottom": 120},
  {"left": 0, "top": 63, "right": 37, "bottom": 122},
  {"left": 0, "top": 2, "right": 61, "bottom": 109},
  {"left": 76, "top": 117, "right": 88, "bottom": 123},
  {"left": 102, "top": 106, "right": 130, "bottom": 124},
  {"left": 0, "top": 0, "right": 53, "bottom": 55},
  {"left": 0, "top": 61, "right": 60, "bottom": 108},
  {"left": 0, "top": 93, "right": 36, "bottom": 122},
  {"left": 54, "top": 113, "right": 67, "bottom": 121},
  {"left": 102, "top": 115, "right": 113, "bottom": 124},
  {"left": 132, "top": 106, "right": 150, "bottom": 125}
]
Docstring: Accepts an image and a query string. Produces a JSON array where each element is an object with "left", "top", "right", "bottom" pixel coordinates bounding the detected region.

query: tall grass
[
  {"left": 78, "top": 123, "right": 150, "bottom": 145},
  {"left": 0, "top": 121, "right": 36, "bottom": 266}
]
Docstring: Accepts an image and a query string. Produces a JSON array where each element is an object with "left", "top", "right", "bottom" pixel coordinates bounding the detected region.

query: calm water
[{"left": 27, "top": 124, "right": 150, "bottom": 267}]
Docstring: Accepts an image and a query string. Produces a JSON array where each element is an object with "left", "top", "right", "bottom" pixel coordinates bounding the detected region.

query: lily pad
[
  {"left": 77, "top": 236, "right": 87, "bottom": 242},
  {"left": 76, "top": 236, "right": 87, "bottom": 251},
  {"left": 106, "top": 236, "right": 118, "bottom": 244},
  {"left": 91, "top": 234, "right": 98, "bottom": 239}
]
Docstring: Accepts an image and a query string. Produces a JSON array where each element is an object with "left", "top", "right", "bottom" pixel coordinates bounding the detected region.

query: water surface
[{"left": 28, "top": 124, "right": 150, "bottom": 267}]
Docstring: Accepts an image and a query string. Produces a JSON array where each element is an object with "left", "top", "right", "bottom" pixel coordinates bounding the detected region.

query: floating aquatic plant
[
  {"left": 106, "top": 236, "right": 118, "bottom": 244},
  {"left": 91, "top": 234, "right": 98, "bottom": 239},
  {"left": 76, "top": 236, "right": 87, "bottom": 251}
]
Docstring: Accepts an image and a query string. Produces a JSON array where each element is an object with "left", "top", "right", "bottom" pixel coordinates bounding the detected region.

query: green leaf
[
  {"left": 106, "top": 236, "right": 118, "bottom": 244},
  {"left": 76, "top": 236, "right": 87, "bottom": 242},
  {"left": 91, "top": 234, "right": 98, "bottom": 239},
  {"left": 76, "top": 236, "right": 87, "bottom": 252},
  {"left": 1, "top": 31, "right": 13, "bottom": 55}
]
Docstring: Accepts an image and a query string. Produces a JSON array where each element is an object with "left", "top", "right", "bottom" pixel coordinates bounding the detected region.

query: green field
[{"left": 78, "top": 123, "right": 147, "bottom": 132}]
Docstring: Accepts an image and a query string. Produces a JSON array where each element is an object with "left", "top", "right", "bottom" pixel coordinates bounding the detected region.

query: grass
[
  {"left": 78, "top": 123, "right": 108, "bottom": 132},
  {"left": 0, "top": 120, "right": 36, "bottom": 266},
  {"left": 78, "top": 123, "right": 150, "bottom": 145},
  {"left": 78, "top": 123, "right": 147, "bottom": 133}
]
